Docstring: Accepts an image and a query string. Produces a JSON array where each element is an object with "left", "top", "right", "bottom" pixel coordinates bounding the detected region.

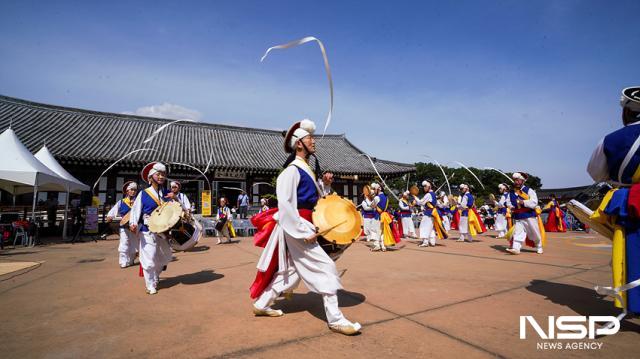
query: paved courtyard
[{"left": 1, "top": 230, "right": 638, "bottom": 358}]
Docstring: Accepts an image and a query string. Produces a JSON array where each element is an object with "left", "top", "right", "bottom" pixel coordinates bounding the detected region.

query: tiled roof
[{"left": 0, "top": 95, "right": 414, "bottom": 176}]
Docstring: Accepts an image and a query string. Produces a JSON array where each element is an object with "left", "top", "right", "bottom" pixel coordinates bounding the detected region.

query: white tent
[
  {"left": 35, "top": 145, "right": 90, "bottom": 239},
  {"left": 0, "top": 128, "right": 74, "bottom": 228}
]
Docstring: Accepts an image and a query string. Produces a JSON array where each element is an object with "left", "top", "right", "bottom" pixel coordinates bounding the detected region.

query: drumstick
[{"left": 306, "top": 220, "right": 347, "bottom": 243}]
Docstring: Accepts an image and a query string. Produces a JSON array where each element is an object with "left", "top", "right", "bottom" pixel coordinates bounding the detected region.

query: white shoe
[
  {"left": 329, "top": 321, "right": 362, "bottom": 335},
  {"left": 456, "top": 238, "right": 464, "bottom": 242},
  {"left": 506, "top": 248, "right": 520, "bottom": 255},
  {"left": 216, "top": 238, "right": 222, "bottom": 245},
  {"left": 536, "top": 248, "right": 544, "bottom": 254},
  {"left": 419, "top": 242, "right": 428, "bottom": 247},
  {"left": 253, "top": 306, "right": 284, "bottom": 317},
  {"left": 146, "top": 288, "right": 158, "bottom": 295}
]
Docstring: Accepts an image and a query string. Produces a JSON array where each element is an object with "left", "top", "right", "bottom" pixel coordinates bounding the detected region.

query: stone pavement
[{"left": 0, "top": 230, "right": 638, "bottom": 358}]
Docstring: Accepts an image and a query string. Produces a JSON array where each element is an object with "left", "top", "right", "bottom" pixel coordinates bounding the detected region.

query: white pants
[
  {"left": 401, "top": 216, "right": 416, "bottom": 237},
  {"left": 458, "top": 215, "right": 474, "bottom": 241},
  {"left": 139, "top": 231, "right": 173, "bottom": 291},
  {"left": 495, "top": 213, "right": 507, "bottom": 237},
  {"left": 419, "top": 215, "right": 437, "bottom": 246},
  {"left": 442, "top": 215, "right": 451, "bottom": 232},
  {"left": 370, "top": 219, "right": 383, "bottom": 249},
  {"left": 118, "top": 227, "right": 140, "bottom": 267},
  {"left": 254, "top": 234, "right": 349, "bottom": 325},
  {"left": 363, "top": 217, "right": 375, "bottom": 241},
  {"left": 512, "top": 217, "right": 542, "bottom": 251}
]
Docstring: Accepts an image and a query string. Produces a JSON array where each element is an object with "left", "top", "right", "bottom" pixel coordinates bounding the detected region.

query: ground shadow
[
  {"left": 490, "top": 244, "right": 536, "bottom": 254},
  {"left": 526, "top": 279, "right": 640, "bottom": 333},
  {"left": 272, "top": 289, "right": 367, "bottom": 322},
  {"left": 158, "top": 270, "right": 224, "bottom": 289},
  {"left": 186, "top": 245, "right": 210, "bottom": 252},
  {"left": 77, "top": 258, "right": 105, "bottom": 263}
]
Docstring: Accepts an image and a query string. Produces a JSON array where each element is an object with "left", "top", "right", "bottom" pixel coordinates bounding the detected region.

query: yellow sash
[
  {"left": 380, "top": 212, "right": 395, "bottom": 246},
  {"left": 122, "top": 197, "right": 133, "bottom": 208},
  {"left": 144, "top": 187, "right": 162, "bottom": 206}
]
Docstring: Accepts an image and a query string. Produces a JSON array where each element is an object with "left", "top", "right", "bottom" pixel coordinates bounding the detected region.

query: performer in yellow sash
[
  {"left": 415, "top": 181, "right": 447, "bottom": 247},
  {"left": 216, "top": 197, "right": 236, "bottom": 244},
  {"left": 586, "top": 86, "right": 640, "bottom": 318},
  {"left": 457, "top": 184, "right": 482, "bottom": 242},
  {"left": 371, "top": 183, "right": 395, "bottom": 251},
  {"left": 505, "top": 172, "right": 545, "bottom": 255}
]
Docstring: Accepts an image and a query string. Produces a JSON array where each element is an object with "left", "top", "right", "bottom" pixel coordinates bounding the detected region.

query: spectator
[{"left": 237, "top": 190, "right": 249, "bottom": 219}]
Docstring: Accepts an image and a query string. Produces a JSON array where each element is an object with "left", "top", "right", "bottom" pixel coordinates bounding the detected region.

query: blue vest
[
  {"left": 293, "top": 166, "right": 319, "bottom": 209},
  {"left": 118, "top": 198, "right": 133, "bottom": 217},
  {"left": 139, "top": 187, "right": 167, "bottom": 232},
  {"left": 423, "top": 191, "right": 437, "bottom": 216},
  {"left": 507, "top": 186, "right": 536, "bottom": 220},
  {"left": 497, "top": 194, "right": 508, "bottom": 215},
  {"left": 461, "top": 192, "right": 474, "bottom": 216},
  {"left": 603, "top": 124, "right": 640, "bottom": 184},
  {"left": 399, "top": 199, "right": 412, "bottom": 218}
]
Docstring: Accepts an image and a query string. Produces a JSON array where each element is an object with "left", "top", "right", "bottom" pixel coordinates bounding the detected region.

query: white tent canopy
[
  {"left": 0, "top": 128, "right": 71, "bottom": 195},
  {"left": 34, "top": 145, "right": 89, "bottom": 193}
]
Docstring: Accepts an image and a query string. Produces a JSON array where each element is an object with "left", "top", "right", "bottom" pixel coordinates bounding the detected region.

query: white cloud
[{"left": 124, "top": 103, "right": 202, "bottom": 121}]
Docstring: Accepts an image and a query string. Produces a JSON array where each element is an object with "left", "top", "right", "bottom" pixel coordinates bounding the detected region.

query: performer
[
  {"left": 170, "top": 180, "right": 192, "bottom": 213},
  {"left": 543, "top": 194, "right": 566, "bottom": 232},
  {"left": 106, "top": 181, "right": 140, "bottom": 268},
  {"left": 361, "top": 186, "right": 379, "bottom": 243},
  {"left": 216, "top": 197, "right": 236, "bottom": 244},
  {"left": 318, "top": 171, "right": 335, "bottom": 196},
  {"left": 505, "top": 172, "right": 545, "bottom": 255},
  {"left": 457, "top": 184, "right": 474, "bottom": 242},
  {"left": 258, "top": 198, "right": 270, "bottom": 213},
  {"left": 250, "top": 119, "right": 361, "bottom": 335},
  {"left": 398, "top": 191, "right": 416, "bottom": 238},
  {"left": 372, "top": 183, "right": 395, "bottom": 251},
  {"left": 494, "top": 184, "right": 509, "bottom": 238},
  {"left": 129, "top": 162, "right": 173, "bottom": 295},
  {"left": 415, "top": 181, "right": 447, "bottom": 246},
  {"left": 587, "top": 86, "right": 640, "bottom": 317},
  {"left": 437, "top": 191, "right": 451, "bottom": 231}
]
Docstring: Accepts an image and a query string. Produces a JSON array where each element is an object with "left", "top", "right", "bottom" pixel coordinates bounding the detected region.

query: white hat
[
  {"left": 621, "top": 86, "right": 640, "bottom": 112},
  {"left": 421, "top": 180, "right": 431, "bottom": 187},
  {"left": 370, "top": 183, "right": 381, "bottom": 190},
  {"left": 285, "top": 119, "right": 316, "bottom": 152},
  {"left": 512, "top": 172, "right": 528, "bottom": 181},
  {"left": 260, "top": 198, "right": 267, "bottom": 205},
  {"left": 459, "top": 184, "right": 468, "bottom": 190},
  {"left": 403, "top": 190, "right": 410, "bottom": 196},
  {"left": 498, "top": 183, "right": 508, "bottom": 191},
  {"left": 439, "top": 191, "right": 446, "bottom": 197},
  {"left": 170, "top": 181, "right": 181, "bottom": 189}
]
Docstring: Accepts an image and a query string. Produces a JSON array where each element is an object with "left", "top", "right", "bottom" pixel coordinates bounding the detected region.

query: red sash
[{"left": 249, "top": 208, "right": 313, "bottom": 299}]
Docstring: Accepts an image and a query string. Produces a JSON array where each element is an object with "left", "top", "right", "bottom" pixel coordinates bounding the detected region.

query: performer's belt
[
  {"left": 297, "top": 202, "right": 315, "bottom": 210},
  {"left": 498, "top": 208, "right": 507, "bottom": 215},
  {"left": 399, "top": 211, "right": 412, "bottom": 218},
  {"left": 362, "top": 211, "right": 376, "bottom": 219},
  {"left": 511, "top": 207, "right": 536, "bottom": 220}
]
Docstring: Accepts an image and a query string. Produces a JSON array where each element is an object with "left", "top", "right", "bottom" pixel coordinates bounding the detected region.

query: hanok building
[{"left": 0, "top": 95, "right": 415, "bottom": 213}]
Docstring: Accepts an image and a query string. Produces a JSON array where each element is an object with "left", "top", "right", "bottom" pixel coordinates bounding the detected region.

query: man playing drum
[
  {"left": 216, "top": 197, "right": 235, "bottom": 244},
  {"left": 129, "top": 162, "right": 173, "bottom": 295},
  {"left": 249, "top": 119, "right": 361, "bottom": 335},
  {"left": 107, "top": 181, "right": 140, "bottom": 268}
]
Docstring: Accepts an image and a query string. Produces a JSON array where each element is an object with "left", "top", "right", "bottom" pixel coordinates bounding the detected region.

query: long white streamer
[
  {"left": 261, "top": 36, "right": 333, "bottom": 136},
  {"left": 485, "top": 167, "right": 514, "bottom": 183},
  {"left": 143, "top": 118, "right": 196, "bottom": 144},
  {"left": 359, "top": 154, "right": 400, "bottom": 202},
  {"left": 435, "top": 173, "right": 455, "bottom": 193},
  {"left": 92, "top": 149, "right": 157, "bottom": 191},
  {"left": 252, "top": 182, "right": 275, "bottom": 188},
  {"left": 423, "top": 155, "right": 451, "bottom": 195},
  {"left": 168, "top": 162, "right": 211, "bottom": 191},
  {"left": 455, "top": 161, "right": 485, "bottom": 190},
  {"left": 222, "top": 186, "right": 245, "bottom": 192}
]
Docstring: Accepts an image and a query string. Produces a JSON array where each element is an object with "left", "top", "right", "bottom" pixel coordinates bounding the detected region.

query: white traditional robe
[
  {"left": 506, "top": 187, "right": 542, "bottom": 250},
  {"left": 415, "top": 192, "right": 437, "bottom": 244},
  {"left": 254, "top": 157, "right": 351, "bottom": 326},
  {"left": 107, "top": 199, "right": 140, "bottom": 267},
  {"left": 361, "top": 198, "right": 379, "bottom": 242},
  {"left": 494, "top": 193, "right": 508, "bottom": 236},
  {"left": 398, "top": 199, "right": 416, "bottom": 237}
]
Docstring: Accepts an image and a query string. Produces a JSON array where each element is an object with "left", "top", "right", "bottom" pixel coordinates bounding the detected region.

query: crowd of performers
[{"left": 98, "top": 86, "right": 640, "bottom": 334}]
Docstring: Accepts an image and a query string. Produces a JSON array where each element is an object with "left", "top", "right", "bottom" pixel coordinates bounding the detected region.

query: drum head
[
  {"left": 148, "top": 202, "right": 183, "bottom": 233},
  {"left": 312, "top": 194, "right": 362, "bottom": 245},
  {"left": 119, "top": 212, "right": 131, "bottom": 226}
]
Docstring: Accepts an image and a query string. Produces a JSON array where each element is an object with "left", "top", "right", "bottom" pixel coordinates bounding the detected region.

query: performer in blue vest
[
  {"left": 457, "top": 184, "right": 475, "bottom": 242},
  {"left": 587, "top": 86, "right": 640, "bottom": 319},
  {"left": 415, "top": 181, "right": 446, "bottom": 246},
  {"left": 250, "top": 119, "right": 361, "bottom": 335},
  {"left": 398, "top": 190, "right": 416, "bottom": 238},
  {"left": 129, "top": 162, "right": 173, "bottom": 295},
  {"left": 493, "top": 183, "right": 510, "bottom": 238},
  {"left": 106, "top": 181, "right": 140, "bottom": 268},
  {"left": 505, "top": 172, "right": 544, "bottom": 255},
  {"left": 361, "top": 185, "right": 379, "bottom": 243}
]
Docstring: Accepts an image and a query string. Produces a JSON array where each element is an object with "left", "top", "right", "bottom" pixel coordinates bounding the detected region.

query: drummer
[
  {"left": 129, "top": 162, "right": 173, "bottom": 295},
  {"left": 216, "top": 197, "right": 236, "bottom": 244},
  {"left": 106, "top": 181, "right": 140, "bottom": 268},
  {"left": 170, "top": 180, "right": 192, "bottom": 213},
  {"left": 250, "top": 119, "right": 361, "bottom": 335},
  {"left": 318, "top": 170, "right": 335, "bottom": 196}
]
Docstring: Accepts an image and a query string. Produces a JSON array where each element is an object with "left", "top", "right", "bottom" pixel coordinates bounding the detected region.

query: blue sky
[{"left": 1, "top": 1, "right": 638, "bottom": 188}]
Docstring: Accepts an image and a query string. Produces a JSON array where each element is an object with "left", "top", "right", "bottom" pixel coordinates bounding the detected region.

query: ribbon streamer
[
  {"left": 143, "top": 118, "right": 196, "bottom": 144},
  {"left": 435, "top": 173, "right": 455, "bottom": 193},
  {"left": 261, "top": 36, "right": 333, "bottom": 136},
  {"left": 168, "top": 162, "right": 211, "bottom": 191},
  {"left": 252, "top": 182, "right": 275, "bottom": 188},
  {"left": 222, "top": 186, "right": 245, "bottom": 192},
  {"left": 595, "top": 278, "right": 640, "bottom": 329},
  {"left": 359, "top": 154, "right": 400, "bottom": 202},
  {"left": 454, "top": 161, "right": 485, "bottom": 189},
  {"left": 485, "top": 167, "right": 514, "bottom": 183},
  {"left": 423, "top": 155, "right": 452, "bottom": 195},
  {"left": 92, "top": 149, "right": 157, "bottom": 191}
]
